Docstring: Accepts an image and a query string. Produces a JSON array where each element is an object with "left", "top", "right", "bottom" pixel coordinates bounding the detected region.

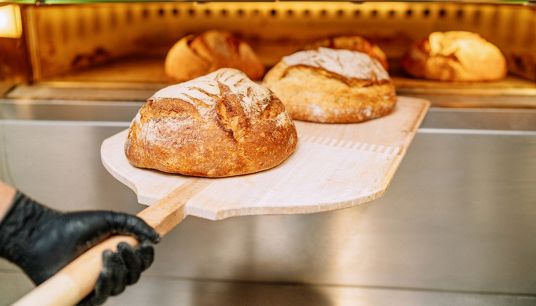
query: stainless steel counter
[
  {"left": 1, "top": 99, "right": 535, "bottom": 305},
  {"left": 2, "top": 272, "right": 536, "bottom": 306}
]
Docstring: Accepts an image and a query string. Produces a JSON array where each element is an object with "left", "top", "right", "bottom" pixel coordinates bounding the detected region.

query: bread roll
[
  {"left": 165, "top": 30, "right": 265, "bottom": 82},
  {"left": 308, "top": 35, "right": 389, "bottom": 70},
  {"left": 263, "top": 48, "right": 396, "bottom": 123},
  {"left": 402, "top": 31, "right": 507, "bottom": 82},
  {"left": 126, "top": 68, "right": 297, "bottom": 177}
]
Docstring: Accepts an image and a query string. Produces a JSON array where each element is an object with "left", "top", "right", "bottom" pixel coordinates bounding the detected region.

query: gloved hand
[{"left": 0, "top": 191, "right": 160, "bottom": 306}]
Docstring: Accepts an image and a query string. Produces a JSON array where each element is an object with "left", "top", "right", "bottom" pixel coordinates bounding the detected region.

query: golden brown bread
[
  {"left": 402, "top": 31, "right": 507, "bottom": 82},
  {"left": 263, "top": 48, "right": 396, "bottom": 123},
  {"left": 126, "top": 68, "right": 297, "bottom": 177},
  {"left": 165, "top": 30, "right": 265, "bottom": 82},
  {"left": 308, "top": 35, "right": 389, "bottom": 70}
]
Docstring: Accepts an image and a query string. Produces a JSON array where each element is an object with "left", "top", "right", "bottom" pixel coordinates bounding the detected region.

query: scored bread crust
[
  {"left": 263, "top": 48, "right": 396, "bottom": 123},
  {"left": 126, "top": 68, "right": 297, "bottom": 177},
  {"left": 165, "top": 30, "right": 265, "bottom": 82},
  {"left": 307, "top": 35, "right": 389, "bottom": 70},
  {"left": 402, "top": 31, "right": 507, "bottom": 82}
]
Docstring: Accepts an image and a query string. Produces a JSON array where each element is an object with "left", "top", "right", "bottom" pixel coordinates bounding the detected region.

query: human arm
[
  {"left": 0, "top": 180, "right": 16, "bottom": 221},
  {"left": 0, "top": 180, "right": 159, "bottom": 305}
]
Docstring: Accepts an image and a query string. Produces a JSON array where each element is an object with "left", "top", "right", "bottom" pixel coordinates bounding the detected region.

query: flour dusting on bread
[
  {"left": 275, "top": 112, "right": 292, "bottom": 127},
  {"left": 283, "top": 48, "right": 389, "bottom": 81},
  {"left": 152, "top": 68, "right": 271, "bottom": 119}
]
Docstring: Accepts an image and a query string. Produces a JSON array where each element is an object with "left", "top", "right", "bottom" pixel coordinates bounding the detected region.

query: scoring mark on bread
[
  {"left": 190, "top": 87, "right": 220, "bottom": 100},
  {"left": 282, "top": 47, "right": 389, "bottom": 82},
  {"left": 182, "top": 94, "right": 211, "bottom": 109},
  {"left": 216, "top": 82, "right": 250, "bottom": 142},
  {"left": 186, "top": 34, "right": 212, "bottom": 65}
]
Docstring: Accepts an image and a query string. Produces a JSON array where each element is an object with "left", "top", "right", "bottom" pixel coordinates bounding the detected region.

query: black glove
[{"left": 0, "top": 191, "right": 160, "bottom": 306}]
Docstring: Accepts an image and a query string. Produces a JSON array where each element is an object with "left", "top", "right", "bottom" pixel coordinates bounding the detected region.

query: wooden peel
[
  {"left": 15, "top": 97, "right": 429, "bottom": 306},
  {"left": 13, "top": 179, "right": 209, "bottom": 306}
]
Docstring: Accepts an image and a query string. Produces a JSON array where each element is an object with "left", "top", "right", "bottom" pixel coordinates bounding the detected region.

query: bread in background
[
  {"left": 402, "top": 31, "right": 507, "bottom": 82},
  {"left": 165, "top": 30, "right": 265, "bottom": 82},
  {"left": 264, "top": 48, "right": 396, "bottom": 124},
  {"left": 307, "top": 35, "right": 389, "bottom": 70},
  {"left": 126, "top": 68, "right": 297, "bottom": 177}
]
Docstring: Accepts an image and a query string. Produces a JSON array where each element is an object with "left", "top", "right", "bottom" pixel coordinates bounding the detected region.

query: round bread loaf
[
  {"left": 263, "top": 48, "right": 396, "bottom": 123},
  {"left": 402, "top": 31, "right": 507, "bottom": 82},
  {"left": 165, "top": 30, "right": 265, "bottom": 82},
  {"left": 307, "top": 35, "right": 389, "bottom": 70},
  {"left": 126, "top": 68, "right": 297, "bottom": 177}
]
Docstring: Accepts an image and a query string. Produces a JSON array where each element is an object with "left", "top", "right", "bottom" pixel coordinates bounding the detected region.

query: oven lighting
[{"left": 0, "top": 5, "right": 22, "bottom": 38}]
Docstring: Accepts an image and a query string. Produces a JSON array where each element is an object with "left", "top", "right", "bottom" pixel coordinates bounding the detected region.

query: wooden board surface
[{"left": 101, "top": 97, "right": 429, "bottom": 220}]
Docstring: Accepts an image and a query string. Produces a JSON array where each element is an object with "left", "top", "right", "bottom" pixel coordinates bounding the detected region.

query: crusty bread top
[
  {"left": 405, "top": 31, "right": 506, "bottom": 81},
  {"left": 165, "top": 30, "right": 265, "bottom": 82},
  {"left": 150, "top": 68, "right": 274, "bottom": 122},
  {"left": 282, "top": 48, "right": 389, "bottom": 82},
  {"left": 426, "top": 31, "right": 496, "bottom": 57},
  {"left": 307, "top": 36, "right": 389, "bottom": 70}
]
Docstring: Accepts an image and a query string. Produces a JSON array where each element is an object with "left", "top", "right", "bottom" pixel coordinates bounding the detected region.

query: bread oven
[
  {"left": 2, "top": 2, "right": 535, "bottom": 103},
  {"left": 1, "top": 1, "right": 536, "bottom": 305}
]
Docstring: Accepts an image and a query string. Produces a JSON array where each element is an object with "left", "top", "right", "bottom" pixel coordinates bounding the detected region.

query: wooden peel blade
[{"left": 13, "top": 180, "right": 210, "bottom": 306}]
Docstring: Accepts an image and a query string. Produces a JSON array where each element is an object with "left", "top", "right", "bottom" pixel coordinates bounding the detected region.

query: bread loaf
[
  {"left": 126, "top": 68, "right": 297, "bottom": 177},
  {"left": 264, "top": 48, "right": 396, "bottom": 123},
  {"left": 308, "top": 35, "right": 389, "bottom": 70},
  {"left": 165, "top": 30, "right": 265, "bottom": 82},
  {"left": 402, "top": 31, "right": 507, "bottom": 82}
]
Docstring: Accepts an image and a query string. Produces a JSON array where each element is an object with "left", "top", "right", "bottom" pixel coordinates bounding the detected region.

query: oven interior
[{"left": 1, "top": 1, "right": 535, "bottom": 107}]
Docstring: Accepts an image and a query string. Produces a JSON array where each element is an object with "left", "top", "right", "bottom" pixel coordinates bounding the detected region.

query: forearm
[{"left": 0, "top": 180, "right": 16, "bottom": 221}]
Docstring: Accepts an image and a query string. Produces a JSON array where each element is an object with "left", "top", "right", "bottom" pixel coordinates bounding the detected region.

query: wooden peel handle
[
  {"left": 13, "top": 235, "right": 141, "bottom": 306},
  {"left": 13, "top": 180, "right": 205, "bottom": 306}
]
